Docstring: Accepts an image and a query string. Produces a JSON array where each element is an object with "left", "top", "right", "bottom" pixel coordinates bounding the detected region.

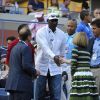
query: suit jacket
[
  {"left": 6, "top": 39, "right": 35, "bottom": 65},
  {"left": 87, "top": 37, "right": 95, "bottom": 57},
  {"left": 5, "top": 41, "right": 36, "bottom": 94}
]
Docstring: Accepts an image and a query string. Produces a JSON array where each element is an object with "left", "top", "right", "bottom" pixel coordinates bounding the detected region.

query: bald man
[
  {"left": 65, "top": 20, "right": 77, "bottom": 59},
  {"left": 61, "top": 20, "right": 77, "bottom": 100},
  {"left": 94, "top": 8, "right": 100, "bottom": 19}
]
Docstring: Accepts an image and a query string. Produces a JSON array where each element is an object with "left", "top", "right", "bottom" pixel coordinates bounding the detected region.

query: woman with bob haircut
[
  {"left": 70, "top": 32, "right": 99, "bottom": 100},
  {"left": 61, "top": 32, "right": 99, "bottom": 100}
]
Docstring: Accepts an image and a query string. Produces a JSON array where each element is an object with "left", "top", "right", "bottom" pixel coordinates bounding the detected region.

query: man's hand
[
  {"left": 59, "top": 57, "right": 71, "bottom": 64},
  {"left": 36, "top": 70, "right": 40, "bottom": 76},
  {"left": 34, "top": 70, "right": 40, "bottom": 79},
  {"left": 54, "top": 55, "right": 61, "bottom": 66}
]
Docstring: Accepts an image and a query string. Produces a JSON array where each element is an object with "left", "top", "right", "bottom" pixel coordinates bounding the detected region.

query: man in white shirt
[{"left": 35, "top": 13, "right": 66, "bottom": 100}]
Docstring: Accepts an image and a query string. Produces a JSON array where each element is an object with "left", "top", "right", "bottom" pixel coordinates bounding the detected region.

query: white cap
[{"left": 47, "top": 13, "right": 58, "bottom": 20}]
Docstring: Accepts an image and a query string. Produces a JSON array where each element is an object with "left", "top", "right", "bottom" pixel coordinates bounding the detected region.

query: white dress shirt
[{"left": 35, "top": 25, "right": 66, "bottom": 76}]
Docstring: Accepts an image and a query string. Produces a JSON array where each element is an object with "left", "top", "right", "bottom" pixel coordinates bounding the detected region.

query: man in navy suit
[{"left": 5, "top": 24, "right": 40, "bottom": 100}]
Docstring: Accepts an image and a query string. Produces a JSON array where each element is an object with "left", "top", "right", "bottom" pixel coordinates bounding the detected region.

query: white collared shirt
[{"left": 35, "top": 25, "right": 66, "bottom": 76}]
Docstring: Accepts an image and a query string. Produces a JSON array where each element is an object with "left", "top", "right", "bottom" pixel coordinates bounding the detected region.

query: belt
[{"left": 91, "top": 65, "right": 100, "bottom": 68}]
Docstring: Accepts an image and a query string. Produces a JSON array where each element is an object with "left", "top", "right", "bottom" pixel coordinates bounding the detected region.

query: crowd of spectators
[{"left": 0, "top": 0, "right": 91, "bottom": 18}]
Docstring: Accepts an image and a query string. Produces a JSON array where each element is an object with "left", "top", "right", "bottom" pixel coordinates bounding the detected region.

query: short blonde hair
[{"left": 73, "top": 32, "right": 88, "bottom": 48}]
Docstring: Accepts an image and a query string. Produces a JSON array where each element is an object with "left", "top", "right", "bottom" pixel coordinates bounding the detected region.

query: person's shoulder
[
  {"left": 89, "top": 37, "right": 95, "bottom": 43},
  {"left": 36, "top": 26, "right": 47, "bottom": 34},
  {"left": 72, "top": 33, "right": 76, "bottom": 37},
  {"left": 76, "top": 22, "right": 84, "bottom": 31},
  {"left": 74, "top": 46, "right": 78, "bottom": 49},
  {"left": 18, "top": 42, "right": 30, "bottom": 52},
  {"left": 9, "top": 39, "right": 19, "bottom": 47},
  {"left": 57, "top": 28, "right": 65, "bottom": 35},
  {"left": 72, "top": 46, "right": 79, "bottom": 53},
  {"left": 38, "top": 25, "right": 46, "bottom": 30},
  {"left": 77, "top": 22, "right": 83, "bottom": 27},
  {"left": 57, "top": 28, "right": 64, "bottom": 33},
  {"left": 65, "top": 32, "right": 69, "bottom": 37}
]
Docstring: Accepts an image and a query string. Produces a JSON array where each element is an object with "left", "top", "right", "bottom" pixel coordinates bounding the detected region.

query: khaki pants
[{"left": 91, "top": 68, "right": 100, "bottom": 95}]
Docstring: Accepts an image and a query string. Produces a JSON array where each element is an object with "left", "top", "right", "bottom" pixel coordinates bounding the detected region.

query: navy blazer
[
  {"left": 87, "top": 37, "right": 95, "bottom": 57},
  {"left": 5, "top": 41, "right": 36, "bottom": 94}
]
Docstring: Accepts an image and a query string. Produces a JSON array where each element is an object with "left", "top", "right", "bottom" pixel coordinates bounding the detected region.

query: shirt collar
[
  {"left": 19, "top": 40, "right": 28, "bottom": 46},
  {"left": 81, "top": 21, "right": 89, "bottom": 26},
  {"left": 96, "top": 37, "right": 100, "bottom": 41},
  {"left": 66, "top": 32, "right": 75, "bottom": 38},
  {"left": 47, "top": 25, "right": 57, "bottom": 34}
]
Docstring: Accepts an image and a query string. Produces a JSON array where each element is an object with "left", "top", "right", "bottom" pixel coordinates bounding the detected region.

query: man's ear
[{"left": 84, "top": 16, "right": 87, "bottom": 20}]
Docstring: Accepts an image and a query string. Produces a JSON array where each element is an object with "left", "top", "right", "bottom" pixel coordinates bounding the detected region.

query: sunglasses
[{"left": 50, "top": 19, "right": 58, "bottom": 22}]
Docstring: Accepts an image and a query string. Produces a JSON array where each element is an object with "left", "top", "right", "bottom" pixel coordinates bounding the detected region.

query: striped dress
[{"left": 70, "top": 47, "right": 99, "bottom": 100}]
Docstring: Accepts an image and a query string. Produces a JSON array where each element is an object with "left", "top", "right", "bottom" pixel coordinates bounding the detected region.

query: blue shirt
[
  {"left": 65, "top": 33, "right": 75, "bottom": 59},
  {"left": 76, "top": 21, "right": 93, "bottom": 39},
  {"left": 28, "top": 0, "right": 44, "bottom": 10},
  {"left": 90, "top": 38, "right": 100, "bottom": 67}
]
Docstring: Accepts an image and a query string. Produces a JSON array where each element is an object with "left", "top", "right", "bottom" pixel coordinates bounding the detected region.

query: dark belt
[{"left": 91, "top": 65, "right": 100, "bottom": 68}]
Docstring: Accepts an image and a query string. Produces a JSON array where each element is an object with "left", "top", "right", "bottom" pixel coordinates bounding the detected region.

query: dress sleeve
[{"left": 71, "top": 47, "right": 78, "bottom": 76}]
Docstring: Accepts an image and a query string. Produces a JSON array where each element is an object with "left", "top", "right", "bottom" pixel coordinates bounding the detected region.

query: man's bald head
[{"left": 66, "top": 20, "right": 77, "bottom": 35}]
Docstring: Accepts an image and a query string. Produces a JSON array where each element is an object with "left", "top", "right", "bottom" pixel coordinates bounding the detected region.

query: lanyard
[{"left": 19, "top": 40, "right": 28, "bottom": 46}]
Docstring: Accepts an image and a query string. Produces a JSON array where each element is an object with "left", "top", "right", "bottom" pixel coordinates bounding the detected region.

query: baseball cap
[{"left": 47, "top": 13, "right": 58, "bottom": 20}]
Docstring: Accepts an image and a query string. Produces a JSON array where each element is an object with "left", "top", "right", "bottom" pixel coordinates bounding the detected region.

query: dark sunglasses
[{"left": 50, "top": 19, "right": 58, "bottom": 22}]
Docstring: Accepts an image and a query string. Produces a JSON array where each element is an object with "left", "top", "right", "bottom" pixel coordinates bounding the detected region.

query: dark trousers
[
  {"left": 35, "top": 72, "right": 62, "bottom": 100},
  {"left": 0, "top": 78, "right": 6, "bottom": 88},
  {"left": 9, "top": 91, "right": 32, "bottom": 100}
]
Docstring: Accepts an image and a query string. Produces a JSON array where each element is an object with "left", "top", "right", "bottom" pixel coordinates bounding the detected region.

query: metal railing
[{"left": 0, "top": 18, "right": 65, "bottom": 46}]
